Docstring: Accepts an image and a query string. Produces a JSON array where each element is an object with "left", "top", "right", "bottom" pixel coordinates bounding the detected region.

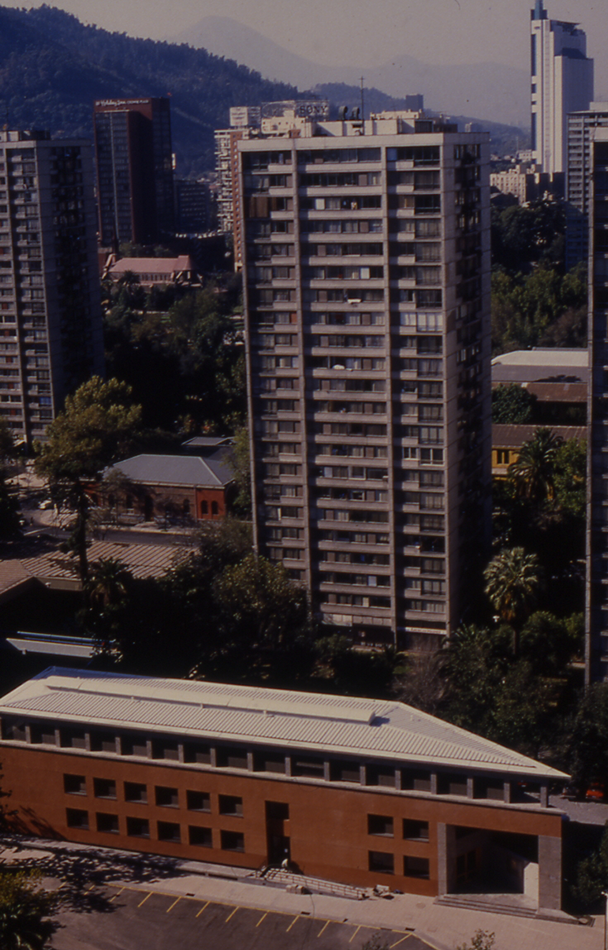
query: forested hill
[{"left": 0, "top": 5, "right": 300, "bottom": 175}]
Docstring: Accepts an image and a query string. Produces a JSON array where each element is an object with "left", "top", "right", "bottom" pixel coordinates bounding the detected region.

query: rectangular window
[
  {"left": 254, "top": 751, "right": 286, "bottom": 774},
  {"left": 66, "top": 808, "right": 89, "bottom": 829},
  {"left": 183, "top": 742, "right": 211, "bottom": 764},
  {"left": 368, "top": 851, "right": 394, "bottom": 874},
  {"left": 64, "top": 774, "right": 86, "bottom": 795},
  {"left": 216, "top": 746, "right": 248, "bottom": 770},
  {"left": 120, "top": 734, "right": 148, "bottom": 757},
  {"left": 186, "top": 790, "right": 211, "bottom": 812},
  {"left": 218, "top": 795, "right": 243, "bottom": 817},
  {"left": 330, "top": 760, "right": 361, "bottom": 783},
  {"left": 93, "top": 778, "right": 116, "bottom": 799},
  {"left": 402, "top": 770, "right": 431, "bottom": 792},
  {"left": 90, "top": 732, "right": 117, "bottom": 753},
  {"left": 124, "top": 782, "right": 147, "bottom": 804},
  {"left": 292, "top": 755, "right": 325, "bottom": 778},
  {"left": 96, "top": 812, "right": 119, "bottom": 834},
  {"left": 403, "top": 819, "right": 429, "bottom": 840},
  {"left": 30, "top": 724, "right": 56, "bottom": 745},
  {"left": 155, "top": 786, "right": 179, "bottom": 808},
  {"left": 151, "top": 739, "right": 180, "bottom": 761},
  {"left": 189, "top": 826, "right": 212, "bottom": 847},
  {"left": 60, "top": 728, "right": 87, "bottom": 749},
  {"left": 438, "top": 774, "right": 468, "bottom": 797},
  {"left": 368, "top": 814, "right": 394, "bottom": 837},
  {"left": 157, "top": 821, "right": 181, "bottom": 843},
  {"left": 220, "top": 830, "right": 245, "bottom": 852},
  {"left": 126, "top": 817, "right": 150, "bottom": 838},
  {"left": 404, "top": 856, "right": 430, "bottom": 879}
]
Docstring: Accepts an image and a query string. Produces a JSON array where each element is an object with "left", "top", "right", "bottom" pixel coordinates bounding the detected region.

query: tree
[
  {"left": 508, "top": 428, "right": 563, "bottom": 504},
  {"left": 34, "top": 377, "right": 142, "bottom": 580},
  {"left": 484, "top": 547, "right": 541, "bottom": 633},
  {"left": 567, "top": 683, "right": 608, "bottom": 794},
  {"left": 0, "top": 868, "right": 56, "bottom": 950},
  {"left": 553, "top": 438, "right": 586, "bottom": 519},
  {"left": 491, "top": 383, "right": 534, "bottom": 424},
  {"left": 229, "top": 426, "right": 252, "bottom": 517},
  {"left": 0, "top": 473, "right": 21, "bottom": 540},
  {"left": 456, "top": 932, "right": 495, "bottom": 950},
  {"left": 575, "top": 821, "right": 608, "bottom": 908}
]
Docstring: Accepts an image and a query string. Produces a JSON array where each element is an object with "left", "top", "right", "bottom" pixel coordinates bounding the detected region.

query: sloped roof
[
  {"left": 109, "top": 256, "right": 193, "bottom": 275},
  {"left": 0, "top": 668, "right": 567, "bottom": 780},
  {"left": 105, "top": 453, "right": 234, "bottom": 489},
  {"left": 492, "top": 348, "right": 588, "bottom": 385},
  {"left": 493, "top": 423, "right": 587, "bottom": 449}
]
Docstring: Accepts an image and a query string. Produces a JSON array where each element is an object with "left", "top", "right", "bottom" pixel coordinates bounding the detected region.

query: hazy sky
[{"left": 9, "top": 1, "right": 608, "bottom": 87}]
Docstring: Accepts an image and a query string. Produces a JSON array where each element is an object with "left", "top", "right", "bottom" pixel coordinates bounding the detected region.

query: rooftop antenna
[{"left": 360, "top": 76, "right": 365, "bottom": 124}]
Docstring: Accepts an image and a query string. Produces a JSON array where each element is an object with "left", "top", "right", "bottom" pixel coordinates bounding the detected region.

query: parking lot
[{"left": 50, "top": 883, "right": 422, "bottom": 950}]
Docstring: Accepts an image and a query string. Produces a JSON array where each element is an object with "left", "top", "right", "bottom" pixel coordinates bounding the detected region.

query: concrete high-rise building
[
  {"left": 566, "top": 104, "right": 608, "bottom": 270},
  {"left": 530, "top": 0, "right": 594, "bottom": 176},
  {"left": 0, "top": 130, "right": 104, "bottom": 444},
  {"left": 94, "top": 98, "right": 175, "bottom": 247},
  {"left": 239, "top": 112, "right": 492, "bottom": 648}
]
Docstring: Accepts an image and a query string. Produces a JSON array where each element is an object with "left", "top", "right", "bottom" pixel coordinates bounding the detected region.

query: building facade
[
  {"left": 566, "top": 104, "right": 608, "bottom": 270},
  {"left": 239, "top": 113, "right": 492, "bottom": 648},
  {"left": 0, "top": 130, "right": 104, "bottom": 444},
  {"left": 531, "top": 0, "right": 594, "bottom": 176},
  {"left": 0, "top": 669, "right": 567, "bottom": 909},
  {"left": 94, "top": 98, "right": 175, "bottom": 247}
]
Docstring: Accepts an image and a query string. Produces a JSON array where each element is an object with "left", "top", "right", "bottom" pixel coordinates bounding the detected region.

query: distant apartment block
[
  {"left": 0, "top": 130, "right": 104, "bottom": 444},
  {"left": 94, "top": 98, "right": 175, "bottom": 247},
  {"left": 490, "top": 163, "right": 555, "bottom": 205},
  {"left": 531, "top": 0, "right": 593, "bottom": 176},
  {"left": 174, "top": 178, "right": 209, "bottom": 235},
  {"left": 566, "top": 104, "right": 608, "bottom": 270},
  {"left": 238, "top": 110, "right": 492, "bottom": 648}
]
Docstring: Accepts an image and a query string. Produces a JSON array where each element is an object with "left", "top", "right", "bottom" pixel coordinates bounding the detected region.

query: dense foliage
[{"left": 0, "top": 869, "right": 55, "bottom": 950}]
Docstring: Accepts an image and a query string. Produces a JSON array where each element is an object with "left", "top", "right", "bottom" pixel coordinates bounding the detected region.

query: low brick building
[{"left": 0, "top": 669, "right": 567, "bottom": 910}]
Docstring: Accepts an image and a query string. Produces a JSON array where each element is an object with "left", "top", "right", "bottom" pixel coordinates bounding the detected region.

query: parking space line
[
  {"left": 256, "top": 912, "right": 268, "bottom": 927},
  {"left": 225, "top": 906, "right": 239, "bottom": 923},
  {"left": 286, "top": 915, "right": 299, "bottom": 932},
  {"left": 196, "top": 901, "right": 210, "bottom": 918},
  {"left": 317, "top": 920, "right": 330, "bottom": 937},
  {"left": 349, "top": 924, "right": 361, "bottom": 943},
  {"left": 108, "top": 887, "right": 124, "bottom": 903},
  {"left": 390, "top": 937, "right": 410, "bottom": 948},
  {"left": 137, "top": 892, "right": 152, "bottom": 908},
  {"left": 166, "top": 897, "right": 181, "bottom": 914}
]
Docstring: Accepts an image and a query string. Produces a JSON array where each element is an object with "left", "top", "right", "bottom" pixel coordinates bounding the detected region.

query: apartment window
[
  {"left": 292, "top": 755, "right": 325, "bottom": 778},
  {"left": 218, "top": 795, "right": 243, "bottom": 817},
  {"left": 403, "top": 819, "right": 429, "bottom": 841},
  {"left": 368, "top": 851, "right": 394, "bottom": 874},
  {"left": 220, "top": 830, "right": 245, "bottom": 852},
  {"left": 124, "top": 782, "right": 147, "bottom": 804},
  {"left": 183, "top": 741, "right": 211, "bottom": 764},
  {"left": 157, "top": 821, "right": 181, "bottom": 843},
  {"left": 151, "top": 738, "right": 180, "bottom": 761},
  {"left": 93, "top": 778, "right": 116, "bottom": 799},
  {"left": 155, "top": 786, "right": 179, "bottom": 808},
  {"left": 254, "top": 751, "right": 286, "bottom": 774},
  {"left": 330, "top": 760, "right": 361, "bottom": 783},
  {"left": 216, "top": 746, "right": 248, "bottom": 770},
  {"left": 60, "top": 727, "right": 87, "bottom": 749},
  {"left": 438, "top": 774, "right": 468, "bottom": 797},
  {"left": 126, "top": 817, "right": 150, "bottom": 838},
  {"left": 96, "top": 813, "right": 119, "bottom": 834},
  {"left": 120, "top": 734, "right": 148, "bottom": 757},
  {"left": 368, "top": 814, "right": 394, "bottom": 837},
  {"left": 404, "top": 856, "right": 430, "bottom": 879},
  {"left": 189, "top": 826, "right": 212, "bottom": 847},
  {"left": 66, "top": 808, "right": 89, "bottom": 830},
  {"left": 402, "top": 770, "right": 431, "bottom": 792},
  {"left": 187, "top": 790, "right": 210, "bottom": 812},
  {"left": 63, "top": 774, "right": 86, "bottom": 795},
  {"left": 30, "top": 724, "right": 56, "bottom": 745}
]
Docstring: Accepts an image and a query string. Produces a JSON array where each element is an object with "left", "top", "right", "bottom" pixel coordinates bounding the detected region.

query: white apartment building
[{"left": 238, "top": 112, "right": 492, "bottom": 648}]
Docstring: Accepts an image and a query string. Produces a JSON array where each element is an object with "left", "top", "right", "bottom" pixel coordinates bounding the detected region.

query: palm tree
[
  {"left": 84, "top": 557, "right": 130, "bottom": 610},
  {"left": 484, "top": 547, "right": 541, "bottom": 652},
  {"left": 508, "top": 427, "right": 563, "bottom": 504}
]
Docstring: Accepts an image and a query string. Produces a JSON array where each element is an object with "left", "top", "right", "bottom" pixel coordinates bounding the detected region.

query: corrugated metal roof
[
  {"left": 106, "top": 454, "right": 234, "bottom": 488},
  {"left": 0, "top": 668, "right": 566, "bottom": 779}
]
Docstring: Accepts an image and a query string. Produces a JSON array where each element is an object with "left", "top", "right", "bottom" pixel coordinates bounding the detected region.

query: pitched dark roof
[{"left": 106, "top": 454, "right": 234, "bottom": 489}]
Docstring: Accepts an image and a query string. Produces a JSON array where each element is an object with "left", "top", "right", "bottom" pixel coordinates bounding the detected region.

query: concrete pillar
[
  {"left": 285, "top": 755, "right": 292, "bottom": 777},
  {"left": 538, "top": 835, "right": 562, "bottom": 910},
  {"left": 247, "top": 751, "right": 254, "bottom": 771},
  {"left": 323, "top": 761, "right": 331, "bottom": 781},
  {"left": 430, "top": 772, "right": 438, "bottom": 795},
  {"left": 540, "top": 785, "right": 548, "bottom": 808},
  {"left": 209, "top": 746, "right": 217, "bottom": 767},
  {"left": 436, "top": 823, "right": 457, "bottom": 896},
  {"left": 466, "top": 776, "right": 475, "bottom": 798},
  {"left": 359, "top": 764, "right": 367, "bottom": 785},
  {"left": 503, "top": 781, "right": 512, "bottom": 803},
  {"left": 395, "top": 768, "right": 402, "bottom": 790}
]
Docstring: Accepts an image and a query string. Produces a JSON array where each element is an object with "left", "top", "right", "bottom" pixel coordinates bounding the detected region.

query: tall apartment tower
[
  {"left": 94, "top": 98, "right": 175, "bottom": 247},
  {"left": 0, "top": 130, "right": 104, "bottom": 444},
  {"left": 531, "top": 0, "right": 594, "bottom": 176},
  {"left": 239, "top": 113, "right": 492, "bottom": 648},
  {"left": 566, "top": 104, "right": 608, "bottom": 270},
  {"left": 586, "top": 127, "right": 608, "bottom": 683}
]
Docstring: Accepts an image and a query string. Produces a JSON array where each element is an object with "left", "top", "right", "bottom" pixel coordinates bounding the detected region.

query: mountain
[
  {"left": 171, "top": 15, "right": 530, "bottom": 129},
  {"left": 0, "top": 5, "right": 301, "bottom": 175}
]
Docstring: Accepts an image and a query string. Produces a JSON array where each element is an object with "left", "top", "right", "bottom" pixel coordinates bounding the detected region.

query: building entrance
[{"left": 265, "top": 801, "right": 290, "bottom": 865}]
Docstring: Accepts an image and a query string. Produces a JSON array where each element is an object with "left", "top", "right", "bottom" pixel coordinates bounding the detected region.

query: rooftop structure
[
  {"left": 0, "top": 668, "right": 568, "bottom": 907},
  {"left": 491, "top": 348, "right": 588, "bottom": 384},
  {"left": 102, "top": 255, "right": 199, "bottom": 288}
]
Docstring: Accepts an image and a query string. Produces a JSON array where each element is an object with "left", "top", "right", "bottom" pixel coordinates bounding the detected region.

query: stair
[{"left": 435, "top": 894, "right": 580, "bottom": 925}]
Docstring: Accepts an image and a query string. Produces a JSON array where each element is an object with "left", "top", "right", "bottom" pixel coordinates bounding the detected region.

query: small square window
[
  {"left": 220, "top": 830, "right": 244, "bottom": 852},
  {"left": 64, "top": 774, "right": 86, "bottom": 795},
  {"left": 368, "top": 850, "right": 394, "bottom": 874},
  {"left": 403, "top": 819, "right": 429, "bottom": 840},
  {"left": 189, "top": 826, "right": 212, "bottom": 847},
  {"left": 155, "top": 786, "right": 179, "bottom": 807},
  {"left": 186, "top": 790, "right": 210, "bottom": 812},
  {"left": 96, "top": 812, "right": 119, "bottom": 834},
  {"left": 126, "top": 816, "right": 150, "bottom": 838},
  {"left": 157, "top": 821, "right": 181, "bottom": 842},
  {"left": 93, "top": 778, "right": 116, "bottom": 799},
  {"left": 368, "top": 814, "right": 394, "bottom": 837},
  {"left": 219, "top": 795, "right": 243, "bottom": 817},
  {"left": 66, "top": 808, "right": 88, "bottom": 829},
  {"left": 124, "top": 782, "right": 147, "bottom": 803},
  {"left": 90, "top": 731, "right": 117, "bottom": 753},
  {"left": 404, "top": 855, "right": 430, "bottom": 879}
]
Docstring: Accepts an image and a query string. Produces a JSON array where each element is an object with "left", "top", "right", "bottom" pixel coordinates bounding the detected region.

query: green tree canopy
[
  {"left": 0, "top": 868, "right": 56, "bottom": 950},
  {"left": 484, "top": 547, "right": 541, "bottom": 631},
  {"left": 508, "top": 427, "right": 563, "bottom": 504},
  {"left": 491, "top": 383, "right": 535, "bottom": 424}
]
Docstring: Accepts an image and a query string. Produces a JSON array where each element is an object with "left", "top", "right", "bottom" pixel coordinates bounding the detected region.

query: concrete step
[{"left": 435, "top": 894, "right": 580, "bottom": 925}]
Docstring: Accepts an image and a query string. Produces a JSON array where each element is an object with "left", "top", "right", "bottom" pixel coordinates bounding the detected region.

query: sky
[{"left": 7, "top": 0, "right": 608, "bottom": 91}]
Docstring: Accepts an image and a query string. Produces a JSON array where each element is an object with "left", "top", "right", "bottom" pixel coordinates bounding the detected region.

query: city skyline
[{"left": 6, "top": 0, "right": 608, "bottom": 100}]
